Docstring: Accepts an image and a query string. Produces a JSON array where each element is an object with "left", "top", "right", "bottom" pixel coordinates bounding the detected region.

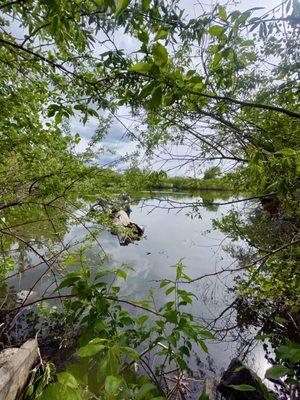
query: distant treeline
[
  {"left": 121, "top": 166, "right": 233, "bottom": 192},
  {"left": 84, "top": 166, "right": 234, "bottom": 204}
]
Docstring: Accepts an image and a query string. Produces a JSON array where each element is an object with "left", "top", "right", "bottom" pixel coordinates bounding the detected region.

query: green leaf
[
  {"left": 116, "top": 269, "right": 127, "bottom": 279},
  {"left": 179, "top": 345, "right": 190, "bottom": 356},
  {"left": 276, "top": 342, "right": 300, "bottom": 363},
  {"left": 136, "top": 382, "right": 156, "bottom": 400},
  {"left": 249, "top": 21, "right": 261, "bottom": 32},
  {"left": 164, "top": 309, "right": 177, "bottom": 323},
  {"left": 254, "top": 334, "right": 270, "bottom": 340},
  {"left": 137, "top": 30, "right": 149, "bottom": 44},
  {"left": 154, "top": 29, "right": 168, "bottom": 41},
  {"left": 188, "top": 75, "right": 203, "bottom": 84},
  {"left": 66, "top": 362, "right": 88, "bottom": 386},
  {"left": 149, "top": 86, "right": 162, "bottom": 109},
  {"left": 137, "top": 315, "right": 149, "bottom": 324},
  {"left": 115, "top": 0, "right": 131, "bottom": 17},
  {"left": 139, "top": 82, "right": 156, "bottom": 99},
  {"left": 219, "top": 6, "right": 227, "bottom": 21},
  {"left": 166, "top": 334, "right": 176, "bottom": 346},
  {"left": 234, "top": 365, "right": 247, "bottom": 372},
  {"left": 141, "top": 0, "right": 151, "bottom": 11},
  {"left": 259, "top": 22, "right": 267, "bottom": 38},
  {"left": 131, "top": 62, "right": 153, "bottom": 74},
  {"left": 198, "top": 395, "right": 209, "bottom": 400},
  {"left": 105, "top": 0, "right": 115, "bottom": 6},
  {"left": 76, "top": 343, "right": 106, "bottom": 357},
  {"left": 209, "top": 25, "right": 224, "bottom": 36},
  {"left": 105, "top": 375, "right": 123, "bottom": 396},
  {"left": 120, "top": 346, "right": 139, "bottom": 361},
  {"left": 50, "top": 15, "right": 60, "bottom": 37},
  {"left": 57, "top": 372, "right": 78, "bottom": 388},
  {"left": 286, "top": 0, "right": 292, "bottom": 13},
  {"left": 56, "top": 274, "right": 82, "bottom": 290},
  {"left": 165, "top": 286, "right": 175, "bottom": 295},
  {"left": 152, "top": 43, "right": 168, "bottom": 66},
  {"left": 160, "top": 280, "right": 170, "bottom": 288},
  {"left": 212, "top": 52, "right": 222, "bottom": 68},
  {"left": 198, "top": 329, "right": 215, "bottom": 340},
  {"left": 40, "top": 383, "right": 84, "bottom": 400},
  {"left": 107, "top": 347, "right": 120, "bottom": 375},
  {"left": 236, "top": 10, "right": 251, "bottom": 25},
  {"left": 40, "top": 373, "right": 86, "bottom": 400},
  {"left": 265, "top": 365, "right": 290, "bottom": 379},
  {"left": 198, "top": 339, "right": 208, "bottom": 353},
  {"left": 87, "top": 108, "right": 98, "bottom": 117},
  {"left": 276, "top": 148, "right": 296, "bottom": 156},
  {"left": 243, "top": 39, "right": 254, "bottom": 47},
  {"left": 229, "top": 384, "right": 256, "bottom": 392}
]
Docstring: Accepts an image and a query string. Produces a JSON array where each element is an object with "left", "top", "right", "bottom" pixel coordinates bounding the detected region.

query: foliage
[
  {"left": 214, "top": 203, "right": 300, "bottom": 397},
  {"left": 0, "top": 0, "right": 299, "bottom": 398},
  {"left": 123, "top": 166, "right": 231, "bottom": 192},
  {"left": 25, "top": 260, "right": 211, "bottom": 399},
  {"left": 203, "top": 166, "right": 221, "bottom": 181},
  {"left": 264, "top": 342, "right": 300, "bottom": 398}
]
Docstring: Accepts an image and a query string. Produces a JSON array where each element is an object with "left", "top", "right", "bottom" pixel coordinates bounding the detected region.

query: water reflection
[{"left": 1, "top": 191, "right": 268, "bottom": 386}]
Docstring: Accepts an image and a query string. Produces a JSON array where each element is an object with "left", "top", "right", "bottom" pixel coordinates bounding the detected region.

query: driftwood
[
  {"left": 16, "top": 290, "right": 38, "bottom": 304},
  {"left": 202, "top": 376, "right": 219, "bottom": 399},
  {"left": 0, "top": 338, "right": 39, "bottom": 400},
  {"left": 91, "top": 195, "right": 144, "bottom": 246},
  {"left": 111, "top": 210, "right": 144, "bottom": 246},
  {"left": 94, "top": 195, "right": 132, "bottom": 215}
]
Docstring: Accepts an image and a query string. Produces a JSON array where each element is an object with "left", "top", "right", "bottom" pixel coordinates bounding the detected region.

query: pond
[
  {"left": 3, "top": 191, "right": 269, "bottom": 395},
  {"left": 94, "top": 192, "right": 268, "bottom": 379}
]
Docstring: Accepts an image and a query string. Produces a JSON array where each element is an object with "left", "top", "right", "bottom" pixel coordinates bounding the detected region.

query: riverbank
[{"left": 121, "top": 167, "right": 234, "bottom": 193}]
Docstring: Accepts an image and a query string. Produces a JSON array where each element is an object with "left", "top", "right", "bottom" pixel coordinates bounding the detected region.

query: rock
[
  {"left": 217, "top": 358, "right": 275, "bottom": 400},
  {"left": 0, "top": 338, "right": 39, "bottom": 400}
]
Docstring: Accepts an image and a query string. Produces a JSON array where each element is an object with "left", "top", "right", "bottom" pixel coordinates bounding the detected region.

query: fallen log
[
  {"left": 93, "top": 195, "right": 132, "bottom": 216},
  {"left": 111, "top": 210, "right": 144, "bottom": 246},
  {"left": 202, "top": 376, "right": 218, "bottom": 399},
  {"left": 0, "top": 338, "right": 39, "bottom": 400},
  {"left": 90, "top": 196, "right": 144, "bottom": 246}
]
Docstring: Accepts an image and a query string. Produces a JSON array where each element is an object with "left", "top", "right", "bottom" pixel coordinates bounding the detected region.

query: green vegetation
[
  {"left": 25, "top": 261, "right": 213, "bottom": 399},
  {"left": 123, "top": 167, "right": 232, "bottom": 192},
  {"left": 0, "top": 0, "right": 299, "bottom": 399}
]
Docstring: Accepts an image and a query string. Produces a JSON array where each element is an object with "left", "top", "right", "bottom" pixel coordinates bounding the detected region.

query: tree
[
  {"left": 203, "top": 166, "right": 221, "bottom": 180},
  {"left": 0, "top": 0, "right": 299, "bottom": 398}
]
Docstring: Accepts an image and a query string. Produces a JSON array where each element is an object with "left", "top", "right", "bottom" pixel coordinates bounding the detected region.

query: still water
[
  {"left": 97, "top": 193, "right": 267, "bottom": 377},
  {"left": 7, "top": 191, "right": 268, "bottom": 390}
]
